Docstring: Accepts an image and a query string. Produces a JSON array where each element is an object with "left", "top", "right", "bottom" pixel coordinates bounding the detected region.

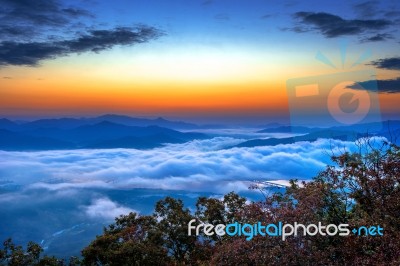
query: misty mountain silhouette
[
  {"left": 0, "top": 119, "right": 19, "bottom": 131},
  {"left": 235, "top": 129, "right": 356, "bottom": 148},
  {"left": 62, "top": 122, "right": 205, "bottom": 146},
  {"left": 0, "top": 129, "right": 74, "bottom": 150},
  {"left": 0, "top": 118, "right": 207, "bottom": 150},
  {"left": 7, "top": 114, "right": 199, "bottom": 131},
  {"left": 1, "top": 116, "right": 399, "bottom": 150},
  {"left": 235, "top": 120, "right": 400, "bottom": 148},
  {"left": 94, "top": 114, "right": 197, "bottom": 129},
  {"left": 257, "top": 126, "right": 321, "bottom": 134}
]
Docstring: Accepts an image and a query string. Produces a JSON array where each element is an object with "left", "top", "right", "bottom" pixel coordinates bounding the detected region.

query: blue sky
[{"left": 0, "top": 0, "right": 399, "bottom": 123}]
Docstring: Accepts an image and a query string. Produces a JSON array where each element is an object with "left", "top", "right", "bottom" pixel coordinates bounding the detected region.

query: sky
[
  {"left": 1, "top": 0, "right": 400, "bottom": 255},
  {"left": 0, "top": 0, "right": 400, "bottom": 124}
]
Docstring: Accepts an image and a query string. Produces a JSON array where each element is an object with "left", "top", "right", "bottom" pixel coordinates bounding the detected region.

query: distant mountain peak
[
  {"left": 0, "top": 118, "right": 19, "bottom": 129},
  {"left": 88, "top": 120, "right": 126, "bottom": 128},
  {"left": 95, "top": 120, "right": 116, "bottom": 125},
  {"left": 98, "top": 114, "right": 130, "bottom": 119},
  {"left": 91, "top": 114, "right": 198, "bottom": 129},
  {"left": 0, "top": 118, "right": 15, "bottom": 124}
]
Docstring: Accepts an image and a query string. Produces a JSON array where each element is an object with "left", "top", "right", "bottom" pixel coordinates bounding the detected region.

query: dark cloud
[
  {"left": 370, "top": 57, "right": 400, "bottom": 70},
  {"left": 0, "top": 0, "right": 90, "bottom": 25},
  {"left": 353, "top": 1, "right": 379, "bottom": 17},
  {"left": 385, "top": 10, "right": 400, "bottom": 17},
  {"left": 0, "top": 0, "right": 164, "bottom": 67},
  {"left": 0, "top": 42, "right": 65, "bottom": 66},
  {"left": 353, "top": 1, "right": 400, "bottom": 20},
  {"left": 292, "top": 12, "right": 391, "bottom": 38},
  {"left": 0, "top": 26, "right": 35, "bottom": 38},
  {"left": 360, "top": 33, "right": 393, "bottom": 42},
  {"left": 62, "top": 27, "right": 163, "bottom": 53},
  {"left": 348, "top": 78, "right": 400, "bottom": 93},
  {"left": 0, "top": 0, "right": 92, "bottom": 41},
  {"left": 0, "top": 26, "right": 164, "bottom": 66},
  {"left": 3, "top": 77, "right": 12, "bottom": 79},
  {"left": 0, "top": 0, "right": 93, "bottom": 47},
  {"left": 61, "top": 8, "right": 93, "bottom": 18}
]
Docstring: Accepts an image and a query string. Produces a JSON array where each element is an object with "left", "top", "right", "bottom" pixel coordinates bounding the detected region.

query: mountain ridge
[
  {"left": 0, "top": 114, "right": 200, "bottom": 131},
  {"left": 0, "top": 120, "right": 207, "bottom": 151}
]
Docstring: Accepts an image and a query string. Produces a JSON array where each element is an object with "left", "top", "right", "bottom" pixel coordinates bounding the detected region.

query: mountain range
[
  {"left": 234, "top": 120, "right": 400, "bottom": 148},
  {"left": 0, "top": 114, "right": 199, "bottom": 131},
  {"left": 0, "top": 115, "right": 399, "bottom": 150},
  {"left": 0, "top": 115, "right": 207, "bottom": 150}
]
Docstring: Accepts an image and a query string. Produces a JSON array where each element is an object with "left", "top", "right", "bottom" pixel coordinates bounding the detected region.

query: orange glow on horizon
[
  {"left": 1, "top": 51, "right": 398, "bottom": 120},
  {"left": 0, "top": 76, "right": 288, "bottom": 118}
]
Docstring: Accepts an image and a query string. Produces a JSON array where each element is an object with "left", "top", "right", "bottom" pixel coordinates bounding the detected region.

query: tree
[
  {"left": 153, "top": 197, "right": 196, "bottom": 263},
  {"left": 318, "top": 140, "right": 400, "bottom": 264},
  {"left": 81, "top": 212, "right": 169, "bottom": 265},
  {"left": 211, "top": 141, "right": 400, "bottom": 265},
  {"left": 0, "top": 238, "right": 63, "bottom": 266}
]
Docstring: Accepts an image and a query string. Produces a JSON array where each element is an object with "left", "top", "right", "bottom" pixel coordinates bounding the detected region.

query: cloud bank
[
  {"left": 348, "top": 77, "right": 400, "bottom": 94},
  {"left": 0, "top": 27, "right": 163, "bottom": 66},
  {"left": 370, "top": 57, "right": 400, "bottom": 70},
  {"left": 0, "top": 135, "right": 387, "bottom": 256},
  {"left": 0, "top": 0, "right": 92, "bottom": 40},
  {"left": 290, "top": 11, "right": 392, "bottom": 41},
  {"left": 0, "top": 137, "right": 360, "bottom": 195},
  {"left": 346, "top": 57, "right": 400, "bottom": 93},
  {"left": 0, "top": 0, "right": 163, "bottom": 66},
  {"left": 84, "top": 198, "right": 136, "bottom": 220}
]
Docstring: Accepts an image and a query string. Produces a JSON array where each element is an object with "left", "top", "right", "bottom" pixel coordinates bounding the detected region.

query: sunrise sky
[{"left": 1, "top": 0, "right": 399, "bottom": 124}]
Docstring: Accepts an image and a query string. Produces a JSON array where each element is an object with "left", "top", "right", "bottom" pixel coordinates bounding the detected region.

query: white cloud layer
[
  {"left": 0, "top": 137, "right": 363, "bottom": 194},
  {"left": 83, "top": 198, "right": 136, "bottom": 220}
]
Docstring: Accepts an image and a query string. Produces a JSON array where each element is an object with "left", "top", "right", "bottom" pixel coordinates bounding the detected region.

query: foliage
[
  {"left": 210, "top": 141, "right": 400, "bottom": 265},
  {"left": 0, "top": 239, "right": 64, "bottom": 266},
  {"left": 81, "top": 212, "right": 168, "bottom": 266}
]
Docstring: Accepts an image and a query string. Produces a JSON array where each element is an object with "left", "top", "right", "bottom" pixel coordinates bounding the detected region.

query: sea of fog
[{"left": 0, "top": 130, "right": 359, "bottom": 258}]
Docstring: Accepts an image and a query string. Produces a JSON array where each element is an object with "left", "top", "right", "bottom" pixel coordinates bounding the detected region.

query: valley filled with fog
[
  {"left": 0, "top": 130, "right": 366, "bottom": 257},
  {"left": 1, "top": 115, "right": 398, "bottom": 258}
]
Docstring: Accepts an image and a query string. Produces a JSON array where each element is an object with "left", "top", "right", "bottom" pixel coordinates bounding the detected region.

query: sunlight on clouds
[{"left": 83, "top": 198, "right": 136, "bottom": 220}]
